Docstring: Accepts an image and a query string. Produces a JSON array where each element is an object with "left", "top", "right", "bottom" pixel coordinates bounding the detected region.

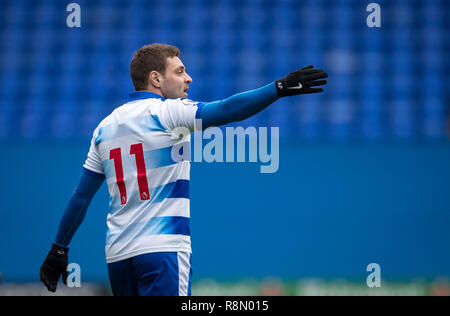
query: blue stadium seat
[{"left": 0, "top": 0, "right": 448, "bottom": 140}]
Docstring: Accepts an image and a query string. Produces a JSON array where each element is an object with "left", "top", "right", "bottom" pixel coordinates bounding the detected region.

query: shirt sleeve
[
  {"left": 83, "top": 126, "right": 105, "bottom": 175},
  {"left": 54, "top": 168, "right": 105, "bottom": 247},
  {"left": 157, "top": 98, "right": 206, "bottom": 135},
  {"left": 196, "top": 82, "right": 279, "bottom": 129}
]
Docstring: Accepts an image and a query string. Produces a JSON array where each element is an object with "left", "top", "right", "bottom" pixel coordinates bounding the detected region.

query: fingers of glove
[
  {"left": 46, "top": 279, "right": 58, "bottom": 292},
  {"left": 305, "top": 79, "right": 327, "bottom": 87},
  {"left": 40, "top": 271, "right": 58, "bottom": 292},
  {"left": 304, "top": 72, "right": 328, "bottom": 81},
  {"left": 300, "top": 65, "right": 314, "bottom": 70},
  {"left": 40, "top": 265, "right": 61, "bottom": 291},
  {"left": 303, "top": 87, "right": 324, "bottom": 94},
  {"left": 62, "top": 270, "right": 69, "bottom": 285},
  {"left": 301, "top": 68, "right": 324, "bottom": 75},
  {"left": 291, "top": 68, "right": 318, "bottom": 77}
]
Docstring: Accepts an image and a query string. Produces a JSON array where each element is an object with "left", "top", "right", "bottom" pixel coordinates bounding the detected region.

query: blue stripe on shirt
[
  {"left": 109, "top": 179, "right": 189, "bottom": 214},
  {"left": 106, "top": 216, "right": 190, "bottom": 246},
  {"left": 95, "top": 114, "right": 166, "bottom": 145}
]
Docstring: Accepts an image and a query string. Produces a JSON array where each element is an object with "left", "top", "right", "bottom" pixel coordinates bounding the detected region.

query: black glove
[
  {"left": 275, "top": 65, "right": 328, "bottom": 97},
  {"left": 40, "top": 243, "right": 69, "bottom": 292}
]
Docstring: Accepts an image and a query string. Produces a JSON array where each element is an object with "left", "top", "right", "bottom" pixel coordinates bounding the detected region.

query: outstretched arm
[
  {"left": 197, "top": 65, "right": 328, "bottom": 129},
  {"left": 197, "top": 83, "right": 279, "bottom": 128},
  {"left": 40, "top": 168, "right": 104, "bottom": 292}
]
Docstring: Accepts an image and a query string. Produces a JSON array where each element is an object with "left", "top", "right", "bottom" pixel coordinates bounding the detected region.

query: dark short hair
[{"left": 130, "top": 43, "right": 180, "bottom": 91}]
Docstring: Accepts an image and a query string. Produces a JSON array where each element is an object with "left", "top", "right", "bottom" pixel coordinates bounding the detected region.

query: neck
[{"left": 141, "top": 87, "right": 164, "bottom": 98}]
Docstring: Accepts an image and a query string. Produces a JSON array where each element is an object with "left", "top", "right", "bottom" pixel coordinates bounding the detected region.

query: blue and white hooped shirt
[{"left": 83, "top": 91, "right": 204, "bottom": 263}]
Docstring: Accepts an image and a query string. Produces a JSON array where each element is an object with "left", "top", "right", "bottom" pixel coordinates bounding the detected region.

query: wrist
[
  {"left": 51, "top": 243, "right": 69, "bottom": 256},
  {"left": 275, "top": 79, "right": 287, "bottom": 97}
]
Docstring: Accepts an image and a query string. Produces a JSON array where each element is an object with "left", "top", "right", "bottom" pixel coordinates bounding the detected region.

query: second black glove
[{"left": 40, "top": 243, "right": 69, "bottom": 292}]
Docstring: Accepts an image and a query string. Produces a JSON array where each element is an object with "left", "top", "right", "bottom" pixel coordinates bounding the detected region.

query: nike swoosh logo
[{"left": 287, "top": 83, "right": 303, "bottom": 90}]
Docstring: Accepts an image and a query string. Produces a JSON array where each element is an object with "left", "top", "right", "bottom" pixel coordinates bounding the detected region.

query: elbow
[{"left": 71, "top": 189, "right": 92, "bottom": 210}]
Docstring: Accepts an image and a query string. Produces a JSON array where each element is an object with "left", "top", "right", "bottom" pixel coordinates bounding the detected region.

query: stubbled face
[{"left": 160, "top": 56, "right": 192, "bottom": 99}]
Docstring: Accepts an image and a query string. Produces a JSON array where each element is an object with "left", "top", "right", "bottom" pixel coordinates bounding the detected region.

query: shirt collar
[{"left": 127, "top": 91, "right": 165, "bottom": 102}]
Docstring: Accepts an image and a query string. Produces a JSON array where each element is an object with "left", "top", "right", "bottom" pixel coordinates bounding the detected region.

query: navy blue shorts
[{"left": 107, "top": 252, "right": 192, "bottom": 296}]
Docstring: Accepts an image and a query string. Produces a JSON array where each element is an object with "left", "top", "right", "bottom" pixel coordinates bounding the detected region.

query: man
[{"left": 40, "top": 43, "right": 328, "bottom": 296}]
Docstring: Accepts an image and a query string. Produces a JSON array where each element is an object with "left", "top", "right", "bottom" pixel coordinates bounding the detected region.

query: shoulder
[
  {"left": 179, "top": 98, "right": 200, "bottom": 107},
  {"left": 100, "top": 99, "right": 162, "bottom": 126},
  {"left": 160, "top": 98, "right": 205, "bottom": 114},
  {"left": 162, "top": 98, "right": 200, "bottom": 106},
  {"left": 90, "top": 103, "right": 126, "bottom": 141}
]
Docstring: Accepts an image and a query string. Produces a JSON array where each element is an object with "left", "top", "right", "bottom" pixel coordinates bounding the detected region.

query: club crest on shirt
[{"left": 181, "top": 98, "right": 197, "bottom": 106}]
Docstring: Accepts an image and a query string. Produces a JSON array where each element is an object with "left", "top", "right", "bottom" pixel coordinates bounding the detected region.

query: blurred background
[{"left": 0, "top": 0, "right": 449, "bottom": 295}]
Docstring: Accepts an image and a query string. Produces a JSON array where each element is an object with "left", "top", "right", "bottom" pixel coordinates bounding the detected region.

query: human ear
[{"left": 149, "top": 71, "right": 162, "bottom": 88}]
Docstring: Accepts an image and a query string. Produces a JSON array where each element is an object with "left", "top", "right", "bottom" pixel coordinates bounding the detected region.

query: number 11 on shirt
[{"left": 109, "top": 143, "right": 150, "bottom": 205}]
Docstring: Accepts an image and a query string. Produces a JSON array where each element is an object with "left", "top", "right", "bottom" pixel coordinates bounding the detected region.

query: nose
[{"left": 185, "top": 73, "right": 192, "bottom": 84}]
